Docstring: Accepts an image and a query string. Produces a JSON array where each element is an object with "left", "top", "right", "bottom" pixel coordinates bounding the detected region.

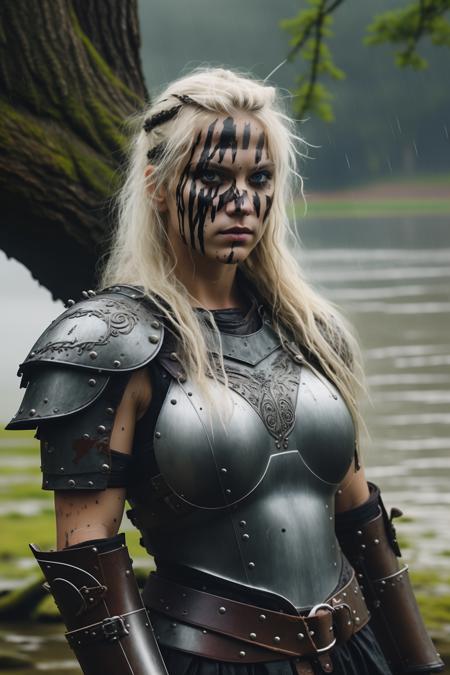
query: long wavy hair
[{"left": 100, "top": 67, "right": 364, "bottom": 439}]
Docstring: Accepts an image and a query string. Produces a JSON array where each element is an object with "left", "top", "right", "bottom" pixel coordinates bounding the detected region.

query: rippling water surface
[
  {"left": 1, "top": 216, "right": 449, "bottom": 673},
  {"left": 301, "top": 217, "right": 450, "bottom": 571}
]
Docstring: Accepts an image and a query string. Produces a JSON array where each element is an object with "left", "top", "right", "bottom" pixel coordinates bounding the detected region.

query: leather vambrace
[
  {"left": 335, "top": 483, "right": 444, "bottom": 674},
  {"left": 31, "top": 533, "right": 168, "bottom": 675}
]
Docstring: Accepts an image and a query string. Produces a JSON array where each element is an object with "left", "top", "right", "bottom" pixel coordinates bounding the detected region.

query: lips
[{"left": 219, "top": 227, "right": 252, "bottom": 234}]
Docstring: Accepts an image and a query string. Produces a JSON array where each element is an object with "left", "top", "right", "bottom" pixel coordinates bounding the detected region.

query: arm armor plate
[
  {"left": 336, "top": 483, "right": 444, "bottom": 674},
  {"left": 6, "top": 286, "right": 164, "bottom": 490},
  {"left": 31, "top": 534, "right": 168, "bottom": 675}
]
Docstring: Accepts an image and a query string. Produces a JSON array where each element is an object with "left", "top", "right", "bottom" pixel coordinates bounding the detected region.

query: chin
[{"left": 211, "top": 247, "right": 251, "bottom": 266}]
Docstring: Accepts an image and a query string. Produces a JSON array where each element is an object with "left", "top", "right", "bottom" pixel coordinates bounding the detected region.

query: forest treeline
[{"left": 139, "top": 0, "right": 449, "bottom": 189}]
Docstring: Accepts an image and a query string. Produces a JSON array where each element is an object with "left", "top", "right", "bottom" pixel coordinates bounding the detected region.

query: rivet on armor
[
  {"left": 29, "top": 408, "right": 36, "bottom": 416},
  {"left": 248, "top": 562, "right": 256, "bottom": 569},
  {"left": 373, "top": 538, "right": 380, "bottom": 544},
  {"left": 250, "top": 632, "right": 256, "bottom": 640},
  {"left": 171, "top": 622, "right": 177, "bottom": 628},
  {"left": 170, "top": 399, "right": 177, "bottom": 405},
  {"left": 60, "top": 467, "right": 65, "bottom": 472},
  {"left": 274, "top": 636, "right": 281, "bottom": 643},
  {"left": 361, "top": 544, "right": 366, "bottom": 550},
  {"left": 309, "top": 630, "right": 315, "bottom": 637},
  {"left": 53, "top": 408, "right": 59, "bottom": 413},
  {"left": 221, "top": 467, "right": 227, "bottom": 473},
  {"left": 92, "top": 547, "right": 98, "bottom": 553},
  {"left": 155, "top": 431, "right": 161, "bottom": 439},
  {"left": 113, "top": 360, "right": 121, "bottom": 368},
  {"left": 218, "top": 606, "right": 226, "bottom": 614},
  {"left": 97, "top": 425, "right": 106, "bottom": 433},
  {"left": 82, "top": 291, "right": 89, "bottom": 298},
  {"left": 239, "top": 520, "right": 247, "bottom": 527},
  {"left": 337, "top": 489, "right": 343, "bottom": 495},
  {"left": 101, "top": 463, "right": 110, "bottom": 472},
  {"left": 88, "top": 378, "right": 96, "bottom": 387},
  {"left": 43, "top": 398, "right": 48, "bottom": 404},
  {"left": 89, "top": 351, "right": 98, "bottom": 360},
  {"left": 151, "top": 321, "right": 160, "bottom": 329},
  {"left": 68, "top": 479, "right": 76, "bottom": 487},
  {"left": 125, "top": 570, "right": 131, "bottom": 576},
  {"left": 342, "top": 591, "right": 347, "bottom": 597},
  {"left": 170, "top": 352, "right": 178, "bottom": 361},
  {"left": 355, "top": 617, "right": 360, "bottom": 624},
  {"left": 88, "top": 481, "right": 94, "bottom": 487},
  {"left": 258, "top": 614, "right": 266, "bottom": 621},
  {"left": 242, "top": 533, "right": 250, "bottom": 541},
  {"left": 239, "top": 651, "right": 246, "bottom": 658},
  {"left": 106, "top": 407, "right": 114, "bottom": 415},
  {"left": 83, "top": 433, "right": 90, "bottom": 439},
  {"left": 188, "top": 392, "right": 193, "bottom": 396},
  {"left": 226, "top": 489, "right": 232, "bottom": 495},
  {"left": 67, "top": 300, "right": 75, "bottom": 306},
  {"left": 88, "top": 290, "right": 96, "bottom": 296},
  {"left": 149, "top": 335, "right": 159, "bottom": 344},
  {"left": 356, "top": 530, "right": 362, "bottom": 536},
  {"left": 297, "top": 633, "right": 305, "bottom": 640},
  {"left": 202, "top": 629, "right": 208, "bottom": 635}
]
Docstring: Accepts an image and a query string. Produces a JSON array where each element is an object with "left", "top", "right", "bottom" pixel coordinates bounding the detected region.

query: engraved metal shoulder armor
[{"left": 6, "top": 285, "right": 164, "bottom": 490}]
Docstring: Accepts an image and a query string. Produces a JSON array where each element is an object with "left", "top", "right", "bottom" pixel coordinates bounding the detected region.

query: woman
[{"left": 7, "top": 68, "right": 443, "bottom": 675}]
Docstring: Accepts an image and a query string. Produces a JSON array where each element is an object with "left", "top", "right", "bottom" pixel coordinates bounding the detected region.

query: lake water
[{"left": 1, "top": 214, "right": 449, "bottom": 673}]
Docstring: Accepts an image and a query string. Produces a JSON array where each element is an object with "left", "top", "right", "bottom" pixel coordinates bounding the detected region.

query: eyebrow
[{"left": 196, "top": 160, "right": 275, "bottom": 172}]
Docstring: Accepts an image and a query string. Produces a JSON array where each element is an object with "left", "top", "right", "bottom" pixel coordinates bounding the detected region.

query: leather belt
[{"left": 144, "top": 570, "right": 370, "bottom": 663}]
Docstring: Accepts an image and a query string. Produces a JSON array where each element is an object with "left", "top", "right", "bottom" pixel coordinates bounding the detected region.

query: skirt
[{"left": 159, "top": 623, "right": 394, "bottom": 675}]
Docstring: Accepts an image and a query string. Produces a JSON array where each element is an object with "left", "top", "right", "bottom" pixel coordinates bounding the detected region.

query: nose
[{"left": 224, "top": 187, "right": 253, "bottom": 217}]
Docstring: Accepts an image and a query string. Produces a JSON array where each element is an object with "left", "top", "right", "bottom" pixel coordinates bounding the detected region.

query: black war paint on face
[
  {"left": 263, "top": 194, "right": 273, "bottom": 222},
  {"left": 255, "top": 132, "right": 265, "bottom": 164},
  {"left": 175, "top": 117, "right": 272, "bottom": 257},
  {"left": 242, "top": 123, "right": 251, "bottom": 150}
]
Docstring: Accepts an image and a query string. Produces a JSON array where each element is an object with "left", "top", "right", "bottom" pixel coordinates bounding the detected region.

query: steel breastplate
[{"left": 131, "top": 319, "right": 355, "bottom": 609}]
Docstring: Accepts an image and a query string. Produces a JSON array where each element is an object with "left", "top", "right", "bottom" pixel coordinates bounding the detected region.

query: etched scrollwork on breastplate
[{"left": 224, "top": 351, "right": 301, "bottom": 449}]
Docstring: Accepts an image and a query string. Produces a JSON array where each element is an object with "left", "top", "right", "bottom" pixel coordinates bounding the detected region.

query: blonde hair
[{"left": 100, "top": 67, "right": 364, "bottom": 438}]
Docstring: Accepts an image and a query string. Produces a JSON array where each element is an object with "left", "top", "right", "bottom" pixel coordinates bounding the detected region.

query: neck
[{"left": 170, "top": 242, "right": 244, "bottom": 310}]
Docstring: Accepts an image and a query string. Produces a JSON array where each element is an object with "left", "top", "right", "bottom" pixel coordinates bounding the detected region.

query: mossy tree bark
[{"left": 0, "top": 0, "right": 147, "bottom": 300}]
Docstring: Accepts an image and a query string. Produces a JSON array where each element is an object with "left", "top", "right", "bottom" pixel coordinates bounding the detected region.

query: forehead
[{"left": 190, "top": 112, "right": 270, "bottom": 165}]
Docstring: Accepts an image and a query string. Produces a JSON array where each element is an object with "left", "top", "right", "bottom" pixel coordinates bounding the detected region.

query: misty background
[{"left": 2, "top": 0, "right": 449, "bottom": 421}]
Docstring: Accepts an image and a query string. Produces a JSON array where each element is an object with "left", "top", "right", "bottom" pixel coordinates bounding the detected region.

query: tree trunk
[{"left": 0, "top": 0, "right": 147, "bottom": 300}]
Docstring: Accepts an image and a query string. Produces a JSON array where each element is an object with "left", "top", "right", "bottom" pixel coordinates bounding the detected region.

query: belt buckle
[
  {"left": 307, "top": 603, "right": 337, "bottom": 653},
  {"left": 101, "top": 616, "right": 129, "bottom": 642}
]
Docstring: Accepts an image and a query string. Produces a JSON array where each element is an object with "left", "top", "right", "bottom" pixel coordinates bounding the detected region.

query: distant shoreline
[{"left": 298, "top": 175, "right": 450, "bottom": 219}]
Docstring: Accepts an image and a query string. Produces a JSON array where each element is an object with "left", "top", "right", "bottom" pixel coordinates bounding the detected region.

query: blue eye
[
  {"left": 196, "top": 169, "right": 222, "bottom": 185},
  {"left": 250, "top": 170, "right": 272, "bottom": 187}
]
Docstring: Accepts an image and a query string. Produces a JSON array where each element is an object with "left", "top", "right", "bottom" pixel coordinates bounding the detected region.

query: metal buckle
[
  {"left": 101, "top": 616, "right": 129, "bottom": 642},
  {"left": 307, "top": 603, "right": 337, "bottom": 653}
]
